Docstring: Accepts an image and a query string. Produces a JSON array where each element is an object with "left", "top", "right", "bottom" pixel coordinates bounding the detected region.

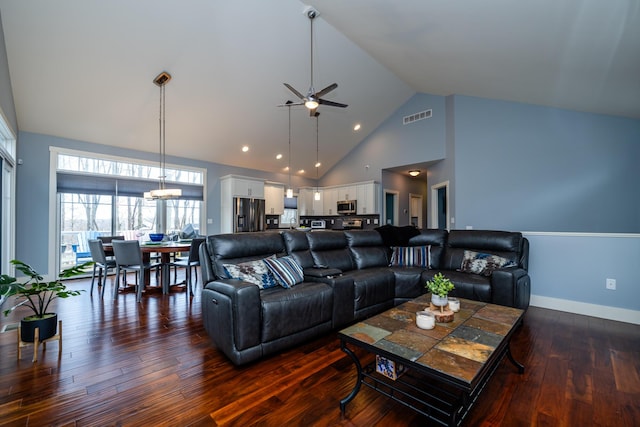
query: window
[
  {"left": 280, "top": 196, "right": 297, "bottom": 228},
  {"left": 54, "top": 148, "right": 205, "bottom": 272}
]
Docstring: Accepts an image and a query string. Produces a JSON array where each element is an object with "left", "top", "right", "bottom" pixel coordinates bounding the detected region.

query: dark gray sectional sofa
[{"left": 199, "top": 228, "right": 530, "bottom": 365}]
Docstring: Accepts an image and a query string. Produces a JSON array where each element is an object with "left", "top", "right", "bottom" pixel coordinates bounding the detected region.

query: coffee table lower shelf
[{"left": 339, "top": 340, "right": 522, "bottom": 427}]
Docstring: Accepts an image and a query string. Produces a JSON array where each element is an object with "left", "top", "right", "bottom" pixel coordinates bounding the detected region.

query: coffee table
[{"left": 338, "top": 294, "right": 524, "bottom": 426}]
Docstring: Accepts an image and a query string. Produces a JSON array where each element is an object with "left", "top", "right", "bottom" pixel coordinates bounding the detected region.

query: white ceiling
[{"left": 1, "top": 0, "right": 638, "bottom": 178}]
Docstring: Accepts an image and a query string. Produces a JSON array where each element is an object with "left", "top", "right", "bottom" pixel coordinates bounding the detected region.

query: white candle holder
[
  {"left": 416, "top": 311, "right": 435, "bottom": 330},
  {"left": 448, "top": 297, "right": 460, "bottom": 312}
]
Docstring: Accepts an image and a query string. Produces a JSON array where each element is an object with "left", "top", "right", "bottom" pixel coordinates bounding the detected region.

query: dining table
[{"left": 103, "top": 241, "right": 192, "bottom": 294}]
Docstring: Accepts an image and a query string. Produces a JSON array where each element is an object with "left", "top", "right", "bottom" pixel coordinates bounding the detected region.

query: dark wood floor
[{"left": 1, "top": 271, "right": 638, "bottom": 426}]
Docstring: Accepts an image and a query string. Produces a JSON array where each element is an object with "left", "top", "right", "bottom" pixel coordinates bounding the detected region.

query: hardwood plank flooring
[{"left": 1, "top": 272, "right": 638, "bottom": 426}]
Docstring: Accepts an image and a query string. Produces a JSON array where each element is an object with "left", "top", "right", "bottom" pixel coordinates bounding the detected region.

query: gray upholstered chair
[
  {"left": 170, "top": 237, "right": 205, "bottom": 296},
  {"left": 88, "top": 239, "right": 116, "bottom": 297},
  {"left": 111, "top": 240, "right": 161, "bottom": 302}
]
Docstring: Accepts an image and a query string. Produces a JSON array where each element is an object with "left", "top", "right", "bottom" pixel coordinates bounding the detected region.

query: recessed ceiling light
[
  {"left": 242, "top": 146, "right": 249, "bottom": 152},
  {"left": 409, "top": 170, "right": 420, "bottom": 177},
  {"left": 315, "top": 162, "right": 321, "bottom": 168},
  {"left": 353, "top": 123, "right": 361, "bottom": 131},
  {"left": 284, "top": 166, "right": 290, "bottom": 172},
  {"left": 298, "top": 169, "right": 305, "bottom": 174},
  {"left": 276, "top": 154, "right": 283, "bottom": 160}
]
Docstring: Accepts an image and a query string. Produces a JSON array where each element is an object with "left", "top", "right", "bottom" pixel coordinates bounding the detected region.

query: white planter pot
[{"left": 431, "top": 294, "right": 448, "bottom": 307}]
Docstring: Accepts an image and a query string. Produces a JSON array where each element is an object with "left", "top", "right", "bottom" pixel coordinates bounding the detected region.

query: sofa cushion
[
  {"left": 423, "top": 270, "right": 492, "bottom": 302},
  {"left": 407, "top": 229, "right": 447, "bottom": 269},
  {"left": 264, "top": 256, "right": 305, "bottom": 288},
  {"left": 390, "top": 245, "right": 430, "bottom": 268},
  {"left": 307, "top": 231, "right": 354, "bottom": 272},
  {"left": 345, "top": 230, "right": 390, "bottom": 269},
  {"left": 460, "top": 250, "right": 516, "bottom": 276},
  {"left": 343, "top": 268, "right": 396, "bottom": 312},
  {"left": 223, "top": 256, "right": 278, "bottom": 289},
  {"left": 260, "top": 282, "right": 333, "bottom": 342}
]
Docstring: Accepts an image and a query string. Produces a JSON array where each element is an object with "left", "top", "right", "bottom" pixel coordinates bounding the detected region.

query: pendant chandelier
[{"left": 145, "top": 71, "right": 182, "bottom": 200}]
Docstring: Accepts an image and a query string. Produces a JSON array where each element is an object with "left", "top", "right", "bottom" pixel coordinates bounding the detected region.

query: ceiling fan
[{"left": 281, "top": 7, "right": 347, "bottom": 116}]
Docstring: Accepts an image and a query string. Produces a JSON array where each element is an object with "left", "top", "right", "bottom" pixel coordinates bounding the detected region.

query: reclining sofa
[{"left": 199, "top": 228, "right": 530, "bottom": 365}]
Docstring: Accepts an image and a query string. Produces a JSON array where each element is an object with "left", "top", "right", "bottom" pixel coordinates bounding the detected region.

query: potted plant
[
  {"left": 425, "top": 272, "right": 455, "bottom": 308},
  {"left": 1, "top": 259, "right": 90, "bottom": 342}
]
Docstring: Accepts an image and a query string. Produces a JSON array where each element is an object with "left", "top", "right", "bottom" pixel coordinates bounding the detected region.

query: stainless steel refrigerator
[{"left": 233, "top": 197, "right": 266, "bottom": 232}]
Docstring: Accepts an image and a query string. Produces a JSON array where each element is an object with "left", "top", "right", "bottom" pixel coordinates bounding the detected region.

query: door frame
[
  {"left": 430, "top": 181, "right": 450, "bottom": 230},
  {"left": 409, "top": 193, "right": 423, "bottom": 228},
  {"left": 383, "top": 189, "right": 399, "bottom": 226}
]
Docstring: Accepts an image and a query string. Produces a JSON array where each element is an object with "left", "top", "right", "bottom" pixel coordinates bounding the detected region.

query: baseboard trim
[{"left": 530, "top": 295, "right": 640, "bottom": 325}]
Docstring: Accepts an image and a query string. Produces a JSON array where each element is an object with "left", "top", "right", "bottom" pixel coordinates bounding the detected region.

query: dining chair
[
  {"left": 170, "top": 237, "right": 205, "bottom": 296},
  {"left": 88, "top": 239, "right": 117, "bottom": 297},
  {"left": 111, "top": 240, "right": 161, "bottom": 302}
]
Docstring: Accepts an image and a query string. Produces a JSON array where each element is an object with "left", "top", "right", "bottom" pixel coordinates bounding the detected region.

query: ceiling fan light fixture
[{"left": 305, "top": 99, "right": 319, "bottom": 109}]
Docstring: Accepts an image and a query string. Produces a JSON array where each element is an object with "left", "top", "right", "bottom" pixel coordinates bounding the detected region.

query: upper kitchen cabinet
[
  {"left": 221, "top": 175, "right": 265, "bottom": 198},
  {"left": 298, "top": 188, "right": 323, "bottom": 216},
  {"left": 336, "top": 185, "right": 356, "bottom": 202},
  {"left": 264, "top": 182, "right": 285, "bottom": 215},
  {"left": 356, "top": 182, "right": 380, "bottom": 214}
]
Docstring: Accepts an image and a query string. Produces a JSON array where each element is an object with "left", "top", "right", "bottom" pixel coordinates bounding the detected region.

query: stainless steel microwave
[{"left": 337, "top": 200, "right": 357, "bottom": 215}]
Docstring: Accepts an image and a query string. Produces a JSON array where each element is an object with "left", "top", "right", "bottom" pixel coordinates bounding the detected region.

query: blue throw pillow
[
  {"left": 390, "top": 246, "right": 431, "bottom": 268},
  {"left": 263, "top": 256, "right": 304, "bottom": 289}
]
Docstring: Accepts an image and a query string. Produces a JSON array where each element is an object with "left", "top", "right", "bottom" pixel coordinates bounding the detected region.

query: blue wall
[{"left": 452, "top": 95, "right": 640, "bottom": 233}]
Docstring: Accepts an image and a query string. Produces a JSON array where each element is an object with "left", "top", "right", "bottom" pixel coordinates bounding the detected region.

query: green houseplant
[
  {"left": 1, "top": 259, "right": 90, "bottom": 342},
  {"left": 425, "top": 272, "right": 455, "bottom": 307}
]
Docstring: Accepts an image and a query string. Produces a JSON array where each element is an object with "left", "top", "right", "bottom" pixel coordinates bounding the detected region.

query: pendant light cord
[
  {"left": 159, "top": 82, "right": 166, "bottom": 189},
  {"left": 288, "top": 105, "right": 292, "bottom": 192}
]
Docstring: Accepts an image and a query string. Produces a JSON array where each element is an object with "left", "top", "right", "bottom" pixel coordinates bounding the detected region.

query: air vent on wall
[{"left": 403, "top": 109, "right": 432, "bottom": 125}]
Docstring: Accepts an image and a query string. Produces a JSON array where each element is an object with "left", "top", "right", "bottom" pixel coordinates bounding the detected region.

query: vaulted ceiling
[{"left": 1, "top": 0, "right": 638, "bottom": 178}]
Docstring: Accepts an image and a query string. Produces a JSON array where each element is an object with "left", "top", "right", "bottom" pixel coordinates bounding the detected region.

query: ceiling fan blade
[
  {"left": 277, "top": 100, "right": 304, "bottom": 107},
  {"left": 315, "top": 83, "right": 338, "bottom": 98},
  {"left": 283, "top": 83, "right": 305, "bottom": 100},
  {"left": 318, "top": 98, "right": 348, "bottom": 108}
]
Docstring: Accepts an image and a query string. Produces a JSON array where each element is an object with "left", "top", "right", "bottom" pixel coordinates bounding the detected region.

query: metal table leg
[{"left": 340, "top": 340, "right": 363, "bottom": 415}]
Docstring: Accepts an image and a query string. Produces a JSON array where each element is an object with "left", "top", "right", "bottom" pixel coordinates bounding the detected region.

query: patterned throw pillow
[
  {"left": 223, "top": 256, "right": 278, "bottom": 289},
  {"left": 460, "top": 250, "right": 516, "bottom": 276},
  {"left": 390, "top": 246, "right": 431, "bottom": 268},
  {"left": 263, "top": 256, "right": 305, "bottom": 289}
]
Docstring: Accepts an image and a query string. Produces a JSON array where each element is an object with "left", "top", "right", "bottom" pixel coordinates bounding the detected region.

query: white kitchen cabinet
[
  {"left": 356, "top": 182, "right": 380, "bottom": 214},
  {"left": 264, "top": 182, "right": 285, "bottom": 215},
  {"left": 336, "top": 185, "right": 356, "bottom": 202},
  {"left": 297, "top": 188, "right": 312, "bottom": 216},
  {"left": 323, "top": 188, "right": 338, "bottom": 215},
  {"left": 312, "top": 189, "right": 324, "bottom": 215},
  {"left": 230, "top": 177, "right": 264, "bottom": 198},
  {"left": 299, "top": 188, "right": 324, "bottom": 215}
]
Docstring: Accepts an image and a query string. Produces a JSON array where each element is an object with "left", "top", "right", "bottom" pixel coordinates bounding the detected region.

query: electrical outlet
[{"left": 606, "top": 278, "right": 616, "bottom": 290}]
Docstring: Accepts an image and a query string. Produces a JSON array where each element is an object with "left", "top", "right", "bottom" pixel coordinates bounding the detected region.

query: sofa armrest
[
  {"left": 202, "top": 279, "right": 262, "bottom": 353},
  {"left": 306, "top": 274, "right": 355, "bottom": 328},
  {"left": 490, "top": 267, "right": 531, "bottom": 309}
]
